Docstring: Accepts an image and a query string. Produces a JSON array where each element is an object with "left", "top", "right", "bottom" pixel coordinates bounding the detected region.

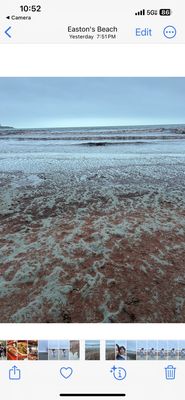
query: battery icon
[{"left": 159, "top": 9, "right": 172, "bottom": 16}]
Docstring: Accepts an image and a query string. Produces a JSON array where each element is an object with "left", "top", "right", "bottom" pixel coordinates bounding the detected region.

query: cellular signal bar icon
[{"left": 135, "top": 9, "right": 145, "bottom": 16}]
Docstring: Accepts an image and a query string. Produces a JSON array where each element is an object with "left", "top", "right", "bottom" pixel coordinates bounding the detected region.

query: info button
[{"left": 135, "top": 27, "right": 152, "bottom": 37}]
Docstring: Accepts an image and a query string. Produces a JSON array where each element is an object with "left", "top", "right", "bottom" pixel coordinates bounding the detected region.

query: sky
[
  {"left": 0, "top": 77, "right": 185, "bottom": 128},
  {"left": 127, "top": 341, "right": 137, "bottom": 351},
  {"left": 38, "top": 340, "right": 48, "bottom": 352},
  {"left": 158, "top": 341, "right": 168, "bottom": 350},
  {"left": 48, "top": 340, "right": 59, "bottom": 349}
]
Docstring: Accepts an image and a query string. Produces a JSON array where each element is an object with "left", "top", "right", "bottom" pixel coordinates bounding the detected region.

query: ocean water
[
  {"left": 0, "top": 124, "right": 185, "bottom": 176},
  {"left": 85, "top": 341, "right": 100, "bottom": 349},
  {"left": 106, "top": 341, "right": 115, "bottom": 349},
  {"left": 0, "top": 125, "right": 185, "bottom": 152}
]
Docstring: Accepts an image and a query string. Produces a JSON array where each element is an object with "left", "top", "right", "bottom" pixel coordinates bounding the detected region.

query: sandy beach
[
  {"left": 85, "top": 340, "right": 100, "bottom": 360},
  {"left": 0, "top": 125, "right": 185, "bottom": 323}
]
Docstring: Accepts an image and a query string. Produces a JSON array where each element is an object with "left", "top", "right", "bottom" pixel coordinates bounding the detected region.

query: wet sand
[
  {"left": 85, "top": 348, "right": 100, "bottom": 360},
  {"left": 106, "top": 349, "right": 115, "bottom": 360},
  {"left": 0, "top": 126, "right": 185, "bottom": 323}
]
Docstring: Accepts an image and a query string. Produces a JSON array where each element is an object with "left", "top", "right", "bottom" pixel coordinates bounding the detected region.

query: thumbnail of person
[
  {"left": 116, "top": 343, "right": 127, "bottom": 360},
  {"left": 136, "top": 341, "right": 147, "bottom": 360}
]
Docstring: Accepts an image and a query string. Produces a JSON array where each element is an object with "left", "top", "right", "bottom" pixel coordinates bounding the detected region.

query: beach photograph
[
  {"left": 59, "top": 340, "right": 70, "bottom": 360},
  {"left": 167, "top": 340, "right": 179, "bottom": 360},
  {"left": 106, "top": 340, "right": 115, "bottom": 360},
  {"left": 38, "top": 340, "right": 48, "bottom": 360},
  {"left": 147, "top": 341, "right": 158, "bottom": 360},
  {"left": 157, "top": 341, "right": 168, "bottom": 360},
  {"left": 115, "top": 341, "right": 127, "bottom": 360},
  {"left": 85, "top": 340, "right": 100, "bottom": 360},
  {"left": 179, "top": 341, "right": 185, "bottom": 360},
  {"left": 127, "top": 341, "right": 136, "bottom": 360},
  {"left": 0, "top": 77, "right": 185, "bottom": 323},
  {"left": 136, "top": 341, "right": 147, "bottom": 360},
  {"left": 48, "top": 340, "right": 59, "bottom": 360}
]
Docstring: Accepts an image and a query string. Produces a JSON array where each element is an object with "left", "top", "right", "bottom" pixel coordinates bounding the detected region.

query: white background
[
  {"left": 1, "top": 322, "right": 185, "bottom": 339},
  {"left": 0, "top": 44, "right": 185, "bottom": 76}
]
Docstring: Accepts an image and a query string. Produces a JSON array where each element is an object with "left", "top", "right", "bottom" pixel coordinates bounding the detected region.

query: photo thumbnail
[
  {"left": 136, "top": 341, "right": 147, "bottom": 360},
  {"left": 0, "top": 341, "right": 6, "bottom": 360},
  {"left": 147, "top": 341, "right": 158, "bottom": 360},
  {"left": 85, "top": 340, "right": 100, "bottom": 360},
  {"left": 7, "top": 341, "right": 18, "bottom": 360},
  {"left": 28, "top": 340, "right": 38, "bottom": 360}
]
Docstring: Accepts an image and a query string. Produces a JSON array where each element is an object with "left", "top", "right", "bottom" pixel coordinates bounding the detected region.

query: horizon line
[{"left": 1, "top": 122, "right": 185, "bottom": 130}]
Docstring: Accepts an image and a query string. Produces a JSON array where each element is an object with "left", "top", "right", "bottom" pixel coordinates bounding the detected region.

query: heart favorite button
[{"left": 60, "top": 367, "right": 73, "bottom": 379}]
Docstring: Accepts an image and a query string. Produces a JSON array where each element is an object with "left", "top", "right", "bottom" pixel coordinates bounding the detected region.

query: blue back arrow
[{"left": 5, "top": 26, "right": 12, "bottom": 38}]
